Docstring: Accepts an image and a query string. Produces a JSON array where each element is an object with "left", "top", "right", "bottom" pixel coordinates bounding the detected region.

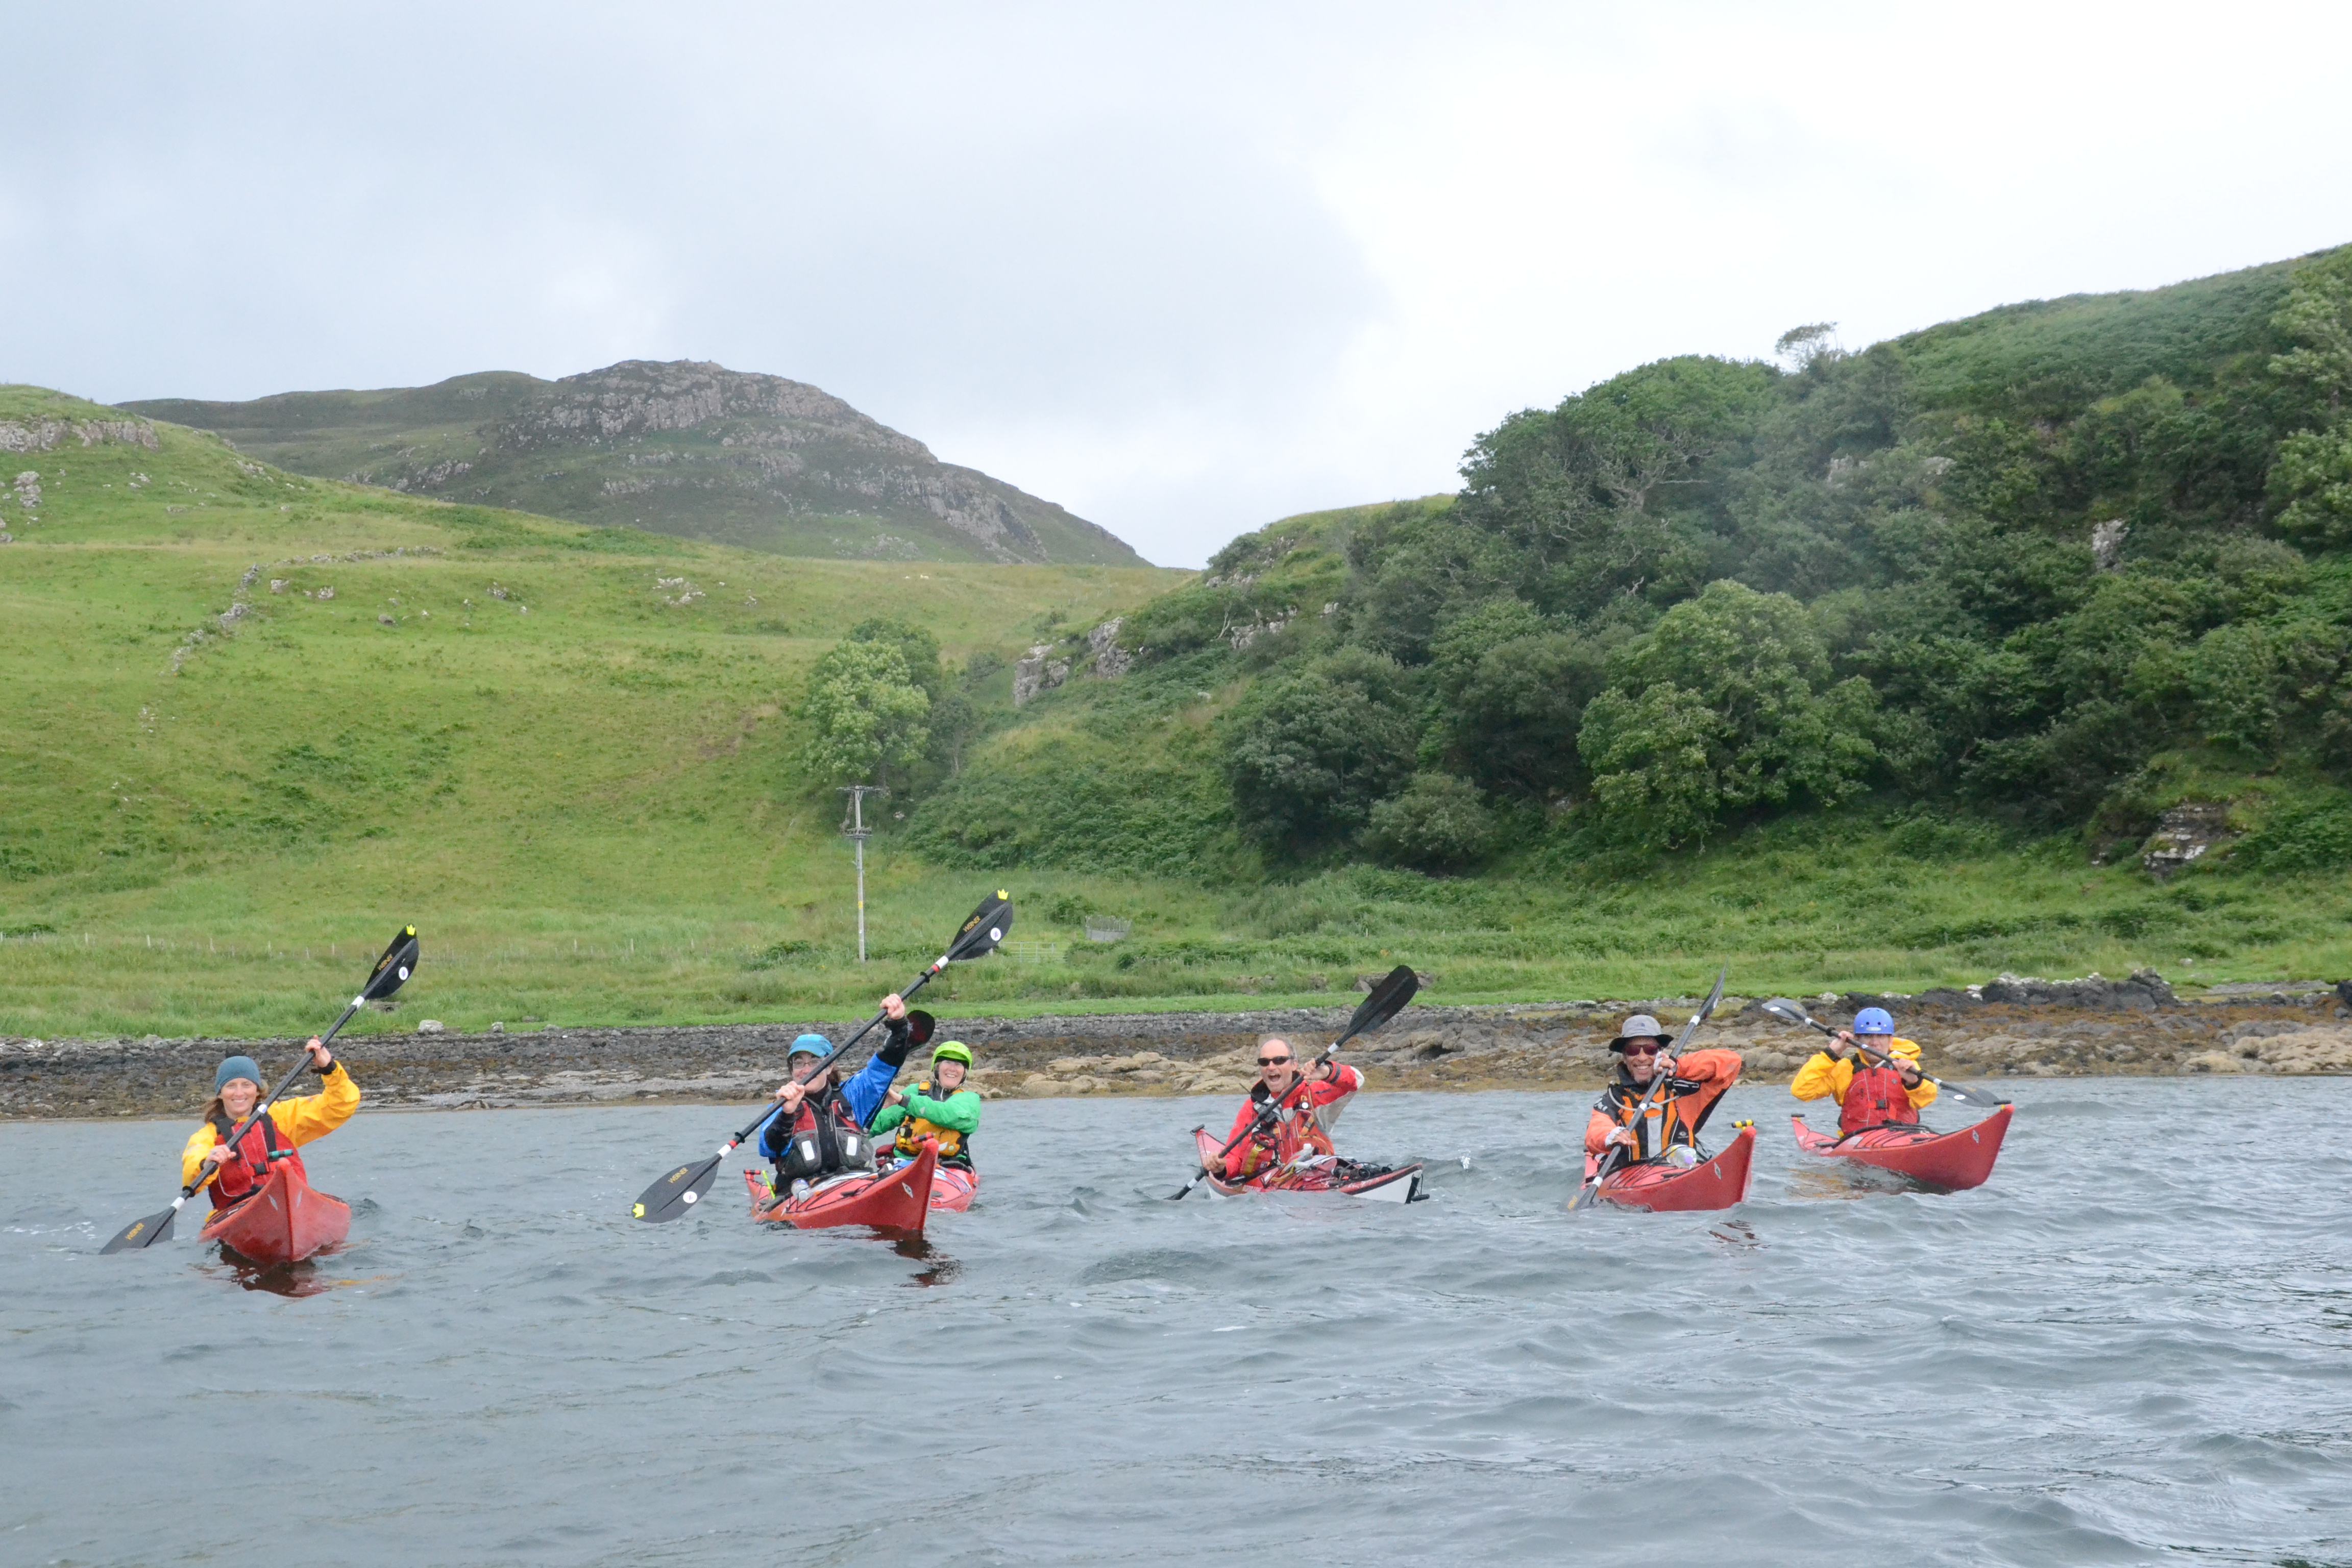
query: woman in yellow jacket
[
  {"left": 180, "top": 1038, "right": 359, "bottom": 1208},
  {"left": 1790, "top": 1006, "right": 1936, "bottom": 1134}
]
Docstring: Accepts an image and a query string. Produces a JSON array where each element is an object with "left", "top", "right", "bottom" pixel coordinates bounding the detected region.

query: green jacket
[{"left": 871, "top": 1080, "right": 982, "bottom": 1165}]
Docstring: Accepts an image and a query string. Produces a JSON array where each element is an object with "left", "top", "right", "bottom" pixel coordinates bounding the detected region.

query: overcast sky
[{"left": 7, "top": 3, "right": 2349, "bottom": 566}]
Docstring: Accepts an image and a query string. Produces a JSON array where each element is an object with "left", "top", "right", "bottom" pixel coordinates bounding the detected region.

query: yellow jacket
[
  {"left": 181, "top": 1063, "right": 361, "bottom": 1188},
  {"left": 1790, "top": 1038, "right": 1937, "bottom": 1111}
]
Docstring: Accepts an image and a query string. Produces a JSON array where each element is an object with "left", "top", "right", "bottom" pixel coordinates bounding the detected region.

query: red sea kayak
[
  {"left": 1791, "top": 1103, "right": 2012, "bottom": 1190},
  {"left": 198, "top": 1158, "right": 351, "bottom": 1265},
  {"left": 1189, "top": 1129, "right": 1424, "bottom": 1203},
  {"left": 1581, "top": 1124, "right": 1756, "bottom": 1213},
  {"left": 743, "top": 1139, "right": 939, "bottom": 1234}
]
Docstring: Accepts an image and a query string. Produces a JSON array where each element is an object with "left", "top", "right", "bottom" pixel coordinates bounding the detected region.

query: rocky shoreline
[{"left": 5, "top": 972, "right": 2348, "bottom": 1120}]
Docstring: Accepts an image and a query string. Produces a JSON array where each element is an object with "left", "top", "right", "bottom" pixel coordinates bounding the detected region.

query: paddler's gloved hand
[{"left": 878, "top": 993, "right": 914, "bottom": 1067}]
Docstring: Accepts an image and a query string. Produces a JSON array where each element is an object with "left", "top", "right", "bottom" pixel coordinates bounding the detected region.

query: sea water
[{"left": 3, "top": 1079, "right": 2347, "bottom": 1566}]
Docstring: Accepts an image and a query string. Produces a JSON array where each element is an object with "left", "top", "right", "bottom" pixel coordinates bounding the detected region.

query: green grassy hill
[
  {"left": 0, "top": 384, "right": 1182, "bottom": 1038},
  {"left": 879, "top": 248, "right": 2352, "bottom": 1000},
  {"left": 125, "top": 360, "right": 1146, "bottom": 567},
  {"left": 9, "top": 245, "right": 2352, "bottom": 1044}
]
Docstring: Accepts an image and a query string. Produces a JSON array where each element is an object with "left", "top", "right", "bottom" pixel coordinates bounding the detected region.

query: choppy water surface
[{"left": 5, "top": 1079, "right": 2349, "bottom": 1567}]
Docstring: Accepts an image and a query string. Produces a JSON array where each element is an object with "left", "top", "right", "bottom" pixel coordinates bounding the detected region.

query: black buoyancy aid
[
  {"left": 890, "top": 1081, "right": 972, "bottom": 1167},
  {"left": 1595, "top": 1070, "right": 1713, "bottom": 1162},
  {"left": 773, "top": 1085, "right": 871, "bottom": 1178},
  {"left": 1838, "top": 1059, "right": 1921, "bottom": 1134},
  {"left": 205, "top": 1109, "right": 304, "bottom": 1210}
]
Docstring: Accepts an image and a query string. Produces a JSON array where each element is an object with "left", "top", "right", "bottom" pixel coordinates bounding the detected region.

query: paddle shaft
[{"left": 720, "top": 963, "right": 954, "bottom": 1158}]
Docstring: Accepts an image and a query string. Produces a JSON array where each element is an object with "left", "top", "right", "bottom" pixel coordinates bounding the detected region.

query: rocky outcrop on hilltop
[
  {"left": 129, "top": 361, "right": 1143, "bottom": 566},
  {"left": 487, "top": 361, "right": 929, "bottom": 457}
]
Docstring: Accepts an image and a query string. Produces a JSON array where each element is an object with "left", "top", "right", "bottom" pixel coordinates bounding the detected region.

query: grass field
[{"left": 4, "top": 384, "right": 2347, "bottom": 1042}]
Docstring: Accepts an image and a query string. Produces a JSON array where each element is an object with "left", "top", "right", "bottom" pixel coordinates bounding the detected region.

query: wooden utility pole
[{"left": 839, "top": 785, "right": 888, "bottom": 963}]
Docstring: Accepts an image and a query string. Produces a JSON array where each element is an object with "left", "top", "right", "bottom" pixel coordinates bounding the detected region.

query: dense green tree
[
  {"left": 1578, "top": 581, "right": 1878, "bottom": 846},
  {"left": 1427, "top": 597, "right": 1608, "bottom": 798},
  {"left": 1221, "top": 647, "right": 1418, "bottom": 854},
  {"left": 799, "top": 640, "right": 931, "bottom": 789}
]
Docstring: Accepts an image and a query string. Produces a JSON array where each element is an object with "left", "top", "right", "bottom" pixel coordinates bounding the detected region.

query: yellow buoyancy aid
[{"left": 891, "top": 1081, "right": 969, "bottom": 1164}]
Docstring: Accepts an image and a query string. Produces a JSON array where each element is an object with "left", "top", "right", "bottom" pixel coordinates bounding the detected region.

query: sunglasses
[
  {"left": 1257, "top": 1056, "right": 1294, "bottom": 1067},
  {"left": 1621, "top": 1042, "right": 1664, "bottom": 1057}
]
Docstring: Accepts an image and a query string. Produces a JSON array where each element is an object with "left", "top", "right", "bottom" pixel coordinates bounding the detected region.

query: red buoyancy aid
[
  {"left": 1228, "top": 1067, "right": 1359, "bottom": 1179},
  {"left": 205, "top": 1110, "right": 307, "bottom": 1210},
  {"left": 1838, "top": 1060, "right": 1922, "bottom": 1134}
]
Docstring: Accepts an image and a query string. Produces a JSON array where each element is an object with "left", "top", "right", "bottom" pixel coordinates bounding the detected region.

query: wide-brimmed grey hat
[{"left": 1609, "top": 1015, "right": 1669, "bottom": 1051}]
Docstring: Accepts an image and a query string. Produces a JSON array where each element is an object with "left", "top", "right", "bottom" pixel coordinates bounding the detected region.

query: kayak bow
[
  {"left": 1791, "top": 1103, "right": 2013, "bottom": 1191},
  {"left": 197, "top": 1158, "right": 352, "bottom": 1265},
  {"left": 1188, "top": 1129, "right": 1423, "bottom": 1203},
  {"left": 1580, "top": 1123, "right": 1756, "bottom": 1213},
  {"left": 744, "top": 1139, "right": 940, "bottom": 1234}
]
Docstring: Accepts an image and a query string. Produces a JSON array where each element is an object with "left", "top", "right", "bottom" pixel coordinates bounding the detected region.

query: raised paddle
[
  {"left": 631, "top": 892, "right": 1010, "bottom": 1222},
  {"left": 1567, "top": 966, "right": 1726, "bottom": 1213},
  {"left": 1168, "top": 963, "right": 1419, "bottom": 1201},
  {"left": 101, "top": 924, "right": 419, "bottom": 1254},
  {"left": 1757, "top": 998, "right": 2010, "bottom": 1108}
]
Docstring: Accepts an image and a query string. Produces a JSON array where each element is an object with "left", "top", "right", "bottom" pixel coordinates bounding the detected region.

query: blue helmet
[
  {"left": 787, "top": 1032, "right": 834, "bottom": 1061},
  {"left": 1853, "top": 1007, "right": 1895, "bottom": 1036}
]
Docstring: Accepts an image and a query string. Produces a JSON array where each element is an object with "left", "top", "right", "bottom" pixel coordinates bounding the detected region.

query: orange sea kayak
[
  {"left": 1791, "top": 1103, "right": 2013, "bottom": 1190},
  {"left": 1581, "top": 1124, "right": 1757, "bottom": 1213},
  {"left": 743, "top": 1139, "right": 940, "bottom": 1234},
  {"left": 198, "top": 1158, "right": 351, "bottom": 1265}
]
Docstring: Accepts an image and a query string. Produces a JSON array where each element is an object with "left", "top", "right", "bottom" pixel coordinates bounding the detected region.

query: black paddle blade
[
  {"left": 99, "top": 1205, "right": 177, "bottom": 1254},
  {"left": 906, "top": 1010, "right": 937, "bottom": 1047},
  {"left": 946, "top": 891, "right": 1014, "bottom": 963},
  {"left": 362, "top": 925, "right": 420, "bottom": 1001},
  {"left": 1760, "top": 997, "right": 1812, "bottom": 1028},
  {"left": 1342, "top": 965, "right": 1419, "bottom": 1043},
  {"left": 632, "top": 1155, "right": 722, "bottom": 1222},
  {"left": 1937, "top": 1080, "right": 2011, "bottom": 1108}
]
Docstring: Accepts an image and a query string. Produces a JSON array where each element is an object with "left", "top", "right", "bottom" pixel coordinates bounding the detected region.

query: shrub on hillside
[
  {"left": 1363, "top": 773, "right": 1497, "bottom": 872},
  {"left": 2234, "top": 793, "right": 2352, "bottom": 872}
]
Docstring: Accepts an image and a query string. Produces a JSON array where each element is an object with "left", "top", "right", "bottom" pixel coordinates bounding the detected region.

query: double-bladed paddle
[
  {"left": 1756, "top": 997, "right": 2010, "bottom": 1108},
  {"left": 1566, "top": 966, "right": 1726, "bottom": 1214},
  {"left": 101, "top": 925, "right": 419, "bottom": 1254},
  {"left": 1168, "top": 963, "right": 1418, "bottom": 1201},
  {"left": 630, "top": 891, "right": 1010, "bottom": 1223}
]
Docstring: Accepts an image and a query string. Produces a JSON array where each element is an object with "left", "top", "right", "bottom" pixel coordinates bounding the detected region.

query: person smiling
[
  {"left": 871, "top": 1039, "right": 982, "bottom": 1172},
  {"left": 1221, "top": 1035, "right": 1361, "bottom": 1182},
  {"left": 180, "top": 1038, "right": 358, "bottom": 1210},
  {"left": 1583, "top": 1013, "right": 1742, "bottom": 1167}
]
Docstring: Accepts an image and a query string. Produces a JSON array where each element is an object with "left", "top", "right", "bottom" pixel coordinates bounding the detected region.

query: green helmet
[{"left": 932, "top": 1040, "right": 973, "bottom": 1066}]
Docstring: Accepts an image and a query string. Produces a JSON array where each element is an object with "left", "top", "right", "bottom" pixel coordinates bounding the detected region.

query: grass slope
[
  {"left": 0, "top": 384, "right": 1182, "bottom": 1038},
  {"left": 127, "top": 363, "right": 1144, "bottom": 568}
]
